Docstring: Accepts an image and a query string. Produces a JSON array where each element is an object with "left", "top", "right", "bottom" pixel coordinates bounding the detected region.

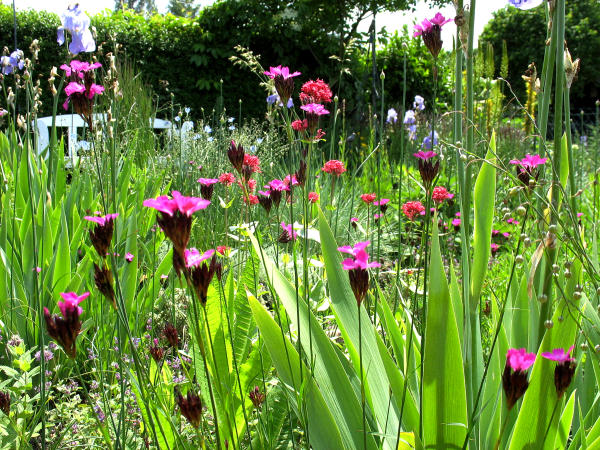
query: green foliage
[{"left": 480, "top": 0, "right": 600, "bottom": 110}]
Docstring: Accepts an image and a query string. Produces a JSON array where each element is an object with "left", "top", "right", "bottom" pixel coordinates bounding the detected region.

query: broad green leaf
[
  {"left": 508, "top": 260, "right": 582, "bottom": 449},
  {"left": 249, "top": 232, "right": 378, "bottom": 450},
  {"left": 555, "top": 389, "right": 576, "bottom": 449},
  {"left": 247, "top": 294, "right": 346, "bottom": 450},
  {"left": 422, "top": 215, "right": 468, "bottom": 448},
  {"left": 318, "top": 208, "right": 410, "bottom": 439}
]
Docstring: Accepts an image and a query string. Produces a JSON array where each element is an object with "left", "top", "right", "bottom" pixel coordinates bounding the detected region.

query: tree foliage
[{"left": 480, "top": 1, "right": 600, "bottom": 111}]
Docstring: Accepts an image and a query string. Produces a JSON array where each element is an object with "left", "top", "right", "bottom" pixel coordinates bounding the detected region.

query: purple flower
[
  {"left": 57, "top": 4, "right": 96, "bottom": 55},
  {"left": 404, "top": 110, "right": 416, "bottom": 124},
  {"left": 0, "top": 50, "right": 24, "bottom": 75},
  {"left": 542, "top": 346, "right": 575, "bottom": 363},
  {"left": 508, "top": 0, "right": 544, "bottom": 10},
  {"left": 386, "top": 108, "right": 398, "bottom": 124},
  {"left": 422, "top": 131, "right": 439, "bottom": 150},
  {"left": 413, "top": 96, "right": 425, "bottom": 111}
]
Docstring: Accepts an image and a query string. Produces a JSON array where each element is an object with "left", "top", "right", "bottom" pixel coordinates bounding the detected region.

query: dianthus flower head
[
  {"left": 44, "top": 292, "right": 88, "bottom": 358},
  {"left": 227, "top": 140, "right": 245, "bottom": 174},
  {"left": 84, "top": 213, "right": 118, "bottom": 258},
  {"left": 300, "top": 103, "right": 330, "bottom": 116},
  {"left": 184, "top": 248, "right": 215, "bottom": 268},
  {"left": 374, "top": 198, "right": 390, "bottom": 213},
  {"left": 432, "top": 186, "right": 454, "bottom": 203},
  {"left": 503, "top": 348, "right": 536, "bottom": 409},
  {"left": 542, "top": 346, "right": 577, "bottom": 398},
  {"left": 300, "top": 79, "right": 333, "bottom": 104},
  {"left": 322, "top": 160, "right": 346, "bottom": 176},
  {"left": 361, "top": 193, "right": 376, "bottom": 204},
  {"left": 279, "top": 222, "right": 297, "bottom": 243},
  {"left": 338, "top": 241, "right": 380, "bottom": 306},
  {"left": 143, "top": 191, "right": 210, "bottom": 275},
  {"left": 414, "top": 13, "right": 453, "bottom": 58},
  {"left": 402, "top": 201, "right": 425, "bottom": 221},
  {"left": 268, "top": 179, "right": 286, "bottom": 192},
  {"left": 414, "top": 150, "right": 440, "bottom": 190},
  {"left": 308, "top": 192, "right": 319, "bottom": 203},
  {"left": 292, "top": 119, "right": 308, "bottom": 132},
  {"left": 219, "top": 172, "right": 236, "bottom": 186},
  {"left": 413, "top": 151, "right": 437, "bottom": 160},
  {"left": 510, "top": 154, "right": 547, "bottom": 169},
  {"left": 243, "top": 154, "right": 261, "bottom": 175},
  {"left": 264, "top": 65, "right": 300, "bottom": 104},
  {"left": 197, "top": 178, "right": 219, "bottom": 201}
]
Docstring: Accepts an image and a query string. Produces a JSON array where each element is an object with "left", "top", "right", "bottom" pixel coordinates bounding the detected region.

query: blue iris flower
[
  {"left": 0, "top": 50, "right": 24, "bottom": 75},
  {"left": 57, "top": 4, "right": 96, "bottom": 55}
]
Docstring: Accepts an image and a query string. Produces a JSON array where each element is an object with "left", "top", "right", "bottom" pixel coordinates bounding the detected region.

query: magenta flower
[
  {"left": 84, "top": 213, "right": 119, "bottom": 227},
  {"left": 413, "top": 151, "right": 437, "bottom": 160},
  {"left": 125, "top": 252, "right": 134, "bottom": 262},
  {"left": 65, "top": 82, "right": 86, "bottom": 96},
  {"left": 279, "top": 222, "right": 297, "bottom": 242},
  {"left": 338, "top": 241, "right": 381, "bottom": 270},
  {"left": 542, "top": 346, "right": 575, "bottom": 363},
  {"left": 373, "top": 199, "right": 389, "bottom": 206},
  {"left": 430, "top": 12, "right": 453, "bottom": 27},
  {"left": 60, "top": 60, "right": 101, "bottom": 77},
  {"left": 268, "top": 179, "right": 286, "bottom": 191},
  {"left": 184, "top": 248, "right": 215, "bottom": 268},
  {"left": 58, "top": 292, "right": 89, "bottom": 318},
  {"left": 509, "top": 154, "right": 547, "bottom": 169},
  {"left": 413, "top": 19, "right": 433, "bottom": 37},
  {"left": 506, "top": 348, "right": 536, "bottom": 372},
  {"left": 258, "top": 190, "right": 271, "bottom": 197},
  {"left": 300, "top": 103, "right": 330, "bottom": 116},
  {"left": 143, "top": 191, "right": 210, "bottom": 217},
  {"left": 263, "top": 66, "right": 301, "bottom": 79}
]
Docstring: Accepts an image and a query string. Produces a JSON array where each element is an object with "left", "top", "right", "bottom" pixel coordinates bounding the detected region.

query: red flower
[
  {"left": 292, "top": 119, "right": 308, "bottom": 131},
  {"left": 243, "top": 154, "right": 261, "bottom": 174},
  {"left": 432, "top": 186, "right": 454, "bottom": 204},
  {"left": 245, "top": 194, "right": 259, "bottom": 205},
  {"left": 402, "top": 201, "right": 425, "bottom": 221},
  {"left": 219, "top": 172, "right": 236, "bottom": 186},
  {"left": 322, "top": 160, "right": 346, "bottom": 176},
  {"left": 360, "top": 193, "right": 376, "bottom": 204},
  {"left": 300, "top": 79, "right": 333, "bottom": 104},
  {"left": 308, "top": 192, "right": 319, "bottom": 203}
]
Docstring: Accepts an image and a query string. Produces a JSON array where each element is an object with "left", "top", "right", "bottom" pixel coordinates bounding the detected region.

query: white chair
[{"left": 32, "top": 114, "right": 174, "bottom": 158}]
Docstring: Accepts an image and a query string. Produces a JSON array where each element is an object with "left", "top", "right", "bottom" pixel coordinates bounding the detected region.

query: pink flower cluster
[{"left": 338, "top": 241, "right": 381, "bottom": 270}]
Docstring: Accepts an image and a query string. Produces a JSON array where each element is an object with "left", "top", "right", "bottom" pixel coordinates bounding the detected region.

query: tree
[
  {"left": 168, "top": 0, "right": 200, "bottom": 18},
  {"left": 113, "top": 0, "right": 157, "bottom": 14},
  {"left": 480, "top": 0, "right": 600, "bottom": 111}
]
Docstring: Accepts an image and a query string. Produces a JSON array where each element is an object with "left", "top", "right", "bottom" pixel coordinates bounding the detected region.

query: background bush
[{"left": 0, "top": 2, "right": 449, "bottom": 122}]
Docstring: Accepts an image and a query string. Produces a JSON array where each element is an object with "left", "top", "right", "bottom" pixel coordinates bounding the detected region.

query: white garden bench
[{"left": 32, "top": 114, "right": 177, "bottom": 158}]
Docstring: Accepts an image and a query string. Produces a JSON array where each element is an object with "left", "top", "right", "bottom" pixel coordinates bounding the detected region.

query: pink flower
[
  {"left": 430, "top": 12, "right": 453, "bottom": 27},
  {"left": 197, "top": 178, "right": 219, "bottom": 186},
  {"left": 300, "top": 103, "right": 330, "bottom": 116},
  {"left": 60, "top": 60, "right": 101, "bottom": 77},
  {"left": 245, "top": 194, "right": 259, "bottom": 205},
  {"left": 402, "top": 201, "right": 425, "bottom": 221},
  {"left": 338, "top": 241, "right": 381, "bottom": 270},
  {"left": 432, "top": 186, "right": 454, "bottom": 203},
  {"left": 413, "top": 19, "right": 433, "bottom": 37},
  {"left": 263, "top": 65, "right": 301, "bottom": 79},
  {"left": 216, "top": 245, "right": 230, "bottom": 256},
  {"left": 268, "top": 179, "right": 286, "bottom": 191},
  {"left": 308, "top": 192, "right": 319, "bottom": 203},
  {"left": 413, "top": 151, "right": 437, "bottom": 160},
  {"left": 507, "top": 218, "right": 519, "bottom": 225},
  {"left": 374, "top": 213, "right": 384, "bottom": 220},
  {"left": 58, "top": 292, "right": 89, "bottom": 319},
  {"left": 292, "top": 119, "right": 308, "bottom": 131},
  {"left": 300, "top": 79, "right": 332, "bottom": 104},
  {"left": 143, "top": 191, "right": 210, "bottom": 217},
  {"left": 509, "top": 154, "right": 547, "bottom": 169},
  {"left": 86, "top": 84, "right": 105, "bottom": 99},
  {"left": 283, "top": 174, "right": 299, "bottom": 189},
  {"left": 542, "top": 346, "right": 575, "bottom": 363},
  {"left": 184, "top": 248, "right": 215, "bottom": 268},
  {"left": 361, "top": 193, "right": 376, "bottom": 204},
  {"left": 506, "top": 348, "right": 536, "bottom": 372},
  {"left": 452, "top": 218, "right": 461, "bottom": 228},
  {"left": 243, "top": 154, "right": 261, "bottom": 174},
  {"left": 322, "top": 160, "right": 346, "bottom": 175},
  {"left": 125, "top": 252, "right": 134, "bottom": 262},
  {"left": 84, "top": 213, "right": 119, "bottom": 226},
  {"left": 258, "top": 190, "right": 271, "bottom": 197},
  {"left": 65, "top": 82, "right": 86, "bottom": 96},
  {"left": 280, "top": 222, "right": 297, "bottom": 241},
  {"left": 373, "top": 199, "right": 389, "bottom": 206},
  {"left": 219, "top": 172, "right": 236, "bottom": 186},
  {"left": 491, "top": 243, "right": 500, "bottom": 255}
]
